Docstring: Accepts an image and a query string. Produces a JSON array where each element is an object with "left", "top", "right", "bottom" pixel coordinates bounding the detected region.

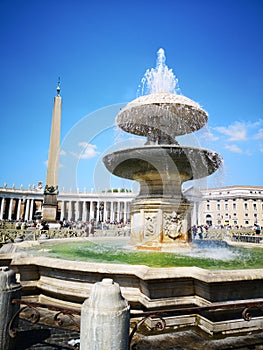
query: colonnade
[
  {"left": 0, "top": 196, "right": 43, "bottom": 222},
  {"left": 60, "top": 199, "right": 131, "bottom": 223},
  {"left": 0, "top": 189, "right": 133, "bottom": 224}
]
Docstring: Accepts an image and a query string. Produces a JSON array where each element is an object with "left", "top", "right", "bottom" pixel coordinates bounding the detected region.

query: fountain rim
[
  {"left": 9, "top": 238, "right": 263, "bottom": 278},
  {"left": 117, "top": 92, "right": 206, "bottom": 111},
  {"left": 103, "top": 144, "right": 222, "bottom": 159}
]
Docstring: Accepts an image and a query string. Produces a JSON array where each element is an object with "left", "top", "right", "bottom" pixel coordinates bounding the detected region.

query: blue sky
[{"left": 0, "top": 0, "right": 262, "bottom": 192}]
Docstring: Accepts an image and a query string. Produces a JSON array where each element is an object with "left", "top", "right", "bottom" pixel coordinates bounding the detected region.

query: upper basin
[{"left": 116, "top": 92, "right": 208, "bottom": 138}]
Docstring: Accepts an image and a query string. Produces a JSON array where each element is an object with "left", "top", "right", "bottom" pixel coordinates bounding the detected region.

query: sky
[{"left": 0, "top": 0, "right": 263, "bottom": 192}]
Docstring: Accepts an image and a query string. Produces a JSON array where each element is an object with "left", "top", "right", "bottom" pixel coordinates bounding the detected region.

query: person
[
  {"left": 84, "top": 222, "right": 90, "bottom": 237},
  {"left": 197, "top": 225, "right": 203, "bottom": 240},
  {"left": 192, "top": 225, "right": 197, "bottom": 240},
  {"left": 255, "top": 224, "right": 261, "bottom": 243}
]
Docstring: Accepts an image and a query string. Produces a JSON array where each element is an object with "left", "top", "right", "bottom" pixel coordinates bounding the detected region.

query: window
[
  {"left": 233, "top": 203, "right": 236, "bottom": 210},
  {"left": 207, "top": 204, "right": 210, "bottom": 210},
  {"left": 244, "top": 203, "right": 248, "bottom": 210},
  {"left": 253, "top": 203, "right": 257, "bottom": 210},
  {"left": 217, "top": 204, "right": 220, "bottom": 210},
  {"left": 225, "top": 203, "right": 228, "bottom": 210}
]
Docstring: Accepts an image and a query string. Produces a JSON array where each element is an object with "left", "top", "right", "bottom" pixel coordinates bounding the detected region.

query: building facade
[
  {"left": 0, "top": 184, "right": 262, "bottom": 228},
  {"left": 198, "top": 185, "right": 263, "bottom": 228}
]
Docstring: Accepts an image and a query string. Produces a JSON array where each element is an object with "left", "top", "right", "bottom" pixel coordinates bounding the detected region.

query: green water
[{"left": 35, "top": 240, "right": 263, "bottom": 270}]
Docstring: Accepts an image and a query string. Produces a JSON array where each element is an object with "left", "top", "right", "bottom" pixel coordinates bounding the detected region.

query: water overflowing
[
  {"left": 103, "top": 48, "right": 222, "bottom": 248},
  {"left": 139, "top": 48, "right": 181, "bottom": 96}
]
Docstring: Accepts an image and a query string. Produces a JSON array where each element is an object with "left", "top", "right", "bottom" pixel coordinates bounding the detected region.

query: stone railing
[
  {"left": 202, "top": 228, "right": 262, "bottom": 243},
  {"left": 0, "top": 227, "right": 129, "bottom": 245}
]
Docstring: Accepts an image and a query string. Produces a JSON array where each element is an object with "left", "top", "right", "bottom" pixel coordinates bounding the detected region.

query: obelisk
[{"left": 42, "top": 80, "right": 62, "bottom": 222}]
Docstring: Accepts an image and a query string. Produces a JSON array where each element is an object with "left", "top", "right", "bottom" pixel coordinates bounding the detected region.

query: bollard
[
  {"left": 80, "top": 278, "right": 130, "bottom": 350},
  {"left": 0, "top": 266, "right": 21, "bottom": 350}
]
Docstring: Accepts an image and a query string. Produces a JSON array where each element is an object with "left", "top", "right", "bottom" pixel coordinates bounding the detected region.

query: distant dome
[{"left": 116, "top": 92, "right": 208, "bottom": 138}]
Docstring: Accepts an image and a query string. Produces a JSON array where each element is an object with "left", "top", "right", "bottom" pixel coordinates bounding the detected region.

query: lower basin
[
  {"left": 17, "top": 237, "right": 263, "bottom": 270},
  {"left": 2, "top": 238, "right": 263, "bottom": 337},
  {"left": 103, "top": 145, "right": 221, "bottom": 182}
]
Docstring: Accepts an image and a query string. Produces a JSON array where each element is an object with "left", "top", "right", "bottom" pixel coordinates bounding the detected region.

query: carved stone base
[
  {"left": 42, "top": 205, "right": 58, "bottom": 223},
  {"left": 42, "top": 194, "right": 58, "bottom": 222},
  {"left": 130, "top": 197, "right": 192, "bottom": 247}
]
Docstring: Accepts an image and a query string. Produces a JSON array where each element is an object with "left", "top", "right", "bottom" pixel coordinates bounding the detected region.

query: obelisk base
[
  {"left": 42, "top": 187, "right": 58, "bottom": 222},
  {"left": 42, "top": 205, "right": 58, "bottom": 223}
]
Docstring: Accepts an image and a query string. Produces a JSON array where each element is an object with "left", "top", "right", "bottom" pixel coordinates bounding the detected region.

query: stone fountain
[
  {"left": 103, "top": 48, "right": 221, "bottom": 248},
  {"left": 0, "top": 52, "right": 262, "bottom": 343}
]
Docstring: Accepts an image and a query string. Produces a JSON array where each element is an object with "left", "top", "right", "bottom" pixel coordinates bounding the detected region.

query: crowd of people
[
  {"left": 0, "top": 218, "right": 131, "bottom": 237},
  {"left": 1, "top": 218, "right": 261, "bottom": 241},
  {"left": 191, "top": 223, "right": 261, "bottom": 241}
]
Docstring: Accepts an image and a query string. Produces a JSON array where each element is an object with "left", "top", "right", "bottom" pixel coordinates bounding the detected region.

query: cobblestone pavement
[
  {"left": 15, "top": 320, "right": 80, "bottom": 349},
  {"left": 131, "top": 331, "right": 263, "bottom": 350},
  {"left": 14, "top": 319, "right": 263, "bottom": 350}
]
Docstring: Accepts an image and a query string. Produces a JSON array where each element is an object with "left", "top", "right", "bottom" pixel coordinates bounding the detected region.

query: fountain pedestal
[{"left": 130, "top": 197, "right": 192, "bottom": 247}]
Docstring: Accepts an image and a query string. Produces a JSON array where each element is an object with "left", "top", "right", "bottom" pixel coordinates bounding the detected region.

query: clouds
[
  {"left": 215, "top": 122, "right": 247, "bottom": 141},
  {"left": 60, "top": 142, "right": 100, "bottom": 160},
  {"left": 254, "top": 128, "right": 263, "bottom": 140},
  {"left": 205, "top": 119, "right": 263, "bottom": 154},
  {"left": 224, "top": 144, "right": 243, "bottom": 154}
]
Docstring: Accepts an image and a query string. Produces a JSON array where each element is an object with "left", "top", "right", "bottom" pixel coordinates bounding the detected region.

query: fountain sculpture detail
[{"left": 103, "top": 49, "right": 222, "bottom": 248}]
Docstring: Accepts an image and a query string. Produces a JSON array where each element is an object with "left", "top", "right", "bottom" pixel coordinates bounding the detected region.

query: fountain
[
  {"left": 103, "top": 48, "right": 222, "bottom": 248},
  {"left": 1, "top": 50, "right": 262, "bottom": 345}
]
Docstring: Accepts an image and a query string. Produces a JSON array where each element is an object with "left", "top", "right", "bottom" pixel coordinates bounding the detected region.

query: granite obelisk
[{"left": 42, "top": 80, "right": 62, "bottom": 222}]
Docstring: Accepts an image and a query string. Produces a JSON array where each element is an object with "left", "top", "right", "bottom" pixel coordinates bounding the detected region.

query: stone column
[
  {"left": 90, "top": 201, "right": 94, "bottom": 220},
  {"left": 24, "top": 199, "right": 30, "bottom": 222},
  {"left": 60, "top": 201, "right": 65, "bottom": 221},
  {"left": 117, "top": 201, "right": 120, "bottom": 223},
  {"left": 8, "top": 198, "right": 13, "bottom": 221},
  {"left": 192, "top": 201, "right": 198, "bottom": 226},
  {"left": 75, "top": 201, "right": 80, "bottom": 221},
  {"left": 123, "top": 202, "right": 127, "bottom": 224},
  {"left": 82, "top": 201, "right": 87, "bottom": 222},
  {"left": 103, "top": 201, "right": 107, "bottom": 222},
  {"left": 29, "top": 199, "right": 34, "bottom": 221},
  {"left": 68, "top": 201, "right": 73, "bottom": 221},
  {"left": 110, "top": 201, "right": 114, "bottom": 222},
  {"left": 96, "top": 201, "right": 100, "bottom": 222},
  {"left": 16, "top": 199, "right": 21, "bottom": 221},
  {"left": 0, "top": 266, "right": 22, "bottom": 350},
  {"left": 80, "top": 278, "right": 130, "bottom": 350},
  {"left": 0, "top": 198, "right": 5, "bottom": 220},
  {"left": 197, "top": 201, "right": 202, "bottom": 226}
]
